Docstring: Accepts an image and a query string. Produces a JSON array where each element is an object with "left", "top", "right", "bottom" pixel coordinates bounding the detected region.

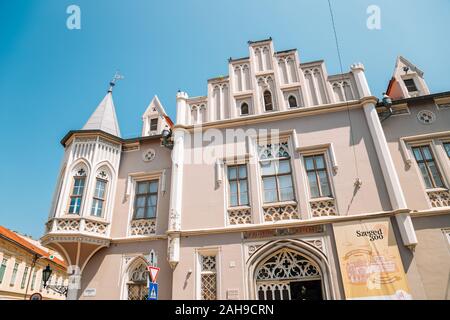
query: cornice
[
  {"left": 168, "top": 208, "right": 409, "bottom": 238},
  {"left": 174, "top": 96, "right": 378, "bottom": 131}
]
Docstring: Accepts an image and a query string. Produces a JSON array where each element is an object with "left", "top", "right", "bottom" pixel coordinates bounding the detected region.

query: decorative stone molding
[
  {"left": 263, "top": 203, "right": 300, "bottom": 222},
  {"left": 227, "top": 207, "right": 252, "bottom": 225},
  {"left": 417, "top": 110, "right": 436, "bottom": 125},
  {"left": 130, "top": 219, "right": 156, "bottom": 236},
  {"left": 427, "top": 190, "right": 450, "bottom": 208},
  {"left": 56, "top": 218, "right": 80, "bottom": 232},
  {"left": 142, "top": 148, "right": 156, "bottom": 162},
  {"left": 309, "top": 198, "right": 337, "bottom": 217},
  {"left": 50, "top": 217, "right": 109, "bottom": 237},
  {"left": 84, "top": 220, "right": 108, "bottom": 235}
]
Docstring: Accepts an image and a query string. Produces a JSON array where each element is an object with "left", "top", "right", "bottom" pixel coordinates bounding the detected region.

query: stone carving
[
  {"left": 427, "top": 190, "right": 450, "bottom": 208},
  {"left": 142, "top": 148, "right": 156, "bottom": 162},
  {"left": 228, "top": 208, "right": 252, "bottom": 225},
  {"left": 417, "top": 110, "right": 436, "bottom": 124},
  {"left": 56, "top": 219, "right": 80, "bottom": 232},
  {"left": 263, "top": 204, "right": 300, "bottom": 222},
  {"left": 84, "top": 220, "right": 108, "bottom": 235},
  {"left": 310, "top": 198, "right": 337, "bottom": 217},
  {"left": 130, "top": 219, "right": 156, "bottom": 236}
]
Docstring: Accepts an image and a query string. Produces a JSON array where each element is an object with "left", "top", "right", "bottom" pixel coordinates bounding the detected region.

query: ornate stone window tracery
[
  {"left": 127, "top": 260, "right": 148, "bottom": 300},
  {"left": 255, "top": 248, "right": 322, "bottom": 300},
  {"left": 200, "top": 255, "right": 217, "bottom": 300}
]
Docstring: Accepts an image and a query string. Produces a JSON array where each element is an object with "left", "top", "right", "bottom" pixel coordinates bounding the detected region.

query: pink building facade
[{"left": 41, "top": 39, "right": 450, "bottom": 300}]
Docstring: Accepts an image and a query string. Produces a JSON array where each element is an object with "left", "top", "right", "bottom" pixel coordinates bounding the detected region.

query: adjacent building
[
  {"left": 0, "top": 226, "right": 67, "bottom": 300},
  {"left": 41, "top": 39, "right": 450, "bottom": 300}
]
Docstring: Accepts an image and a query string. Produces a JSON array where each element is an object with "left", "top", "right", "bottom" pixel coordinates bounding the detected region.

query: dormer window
[
  {"left": 150, "top": 118, "right": 158, "bottom": 132},
  {"left": 264, "top": 90, "right": 273, "bottom": 111},
  {"left": 240, "top": 103, "right": 249, "bottom": 115},
  {"left": 288, "top": 95, "right": 298, "bottom": 108},
  {"left": 404, "top": 79, "right": 418, "bottom": 92}
]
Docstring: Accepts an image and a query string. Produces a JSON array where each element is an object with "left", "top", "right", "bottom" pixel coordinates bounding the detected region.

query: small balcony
[{"left": 45, "top": 216, "right": 110, "bottom": 237}]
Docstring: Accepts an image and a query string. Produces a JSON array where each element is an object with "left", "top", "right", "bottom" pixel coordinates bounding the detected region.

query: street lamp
[
  {"left": 161, "top": 129, "right": 174, "bottom": 149},
  {"left": 41, "top": 264, "right": 68, "bottom": 297},
  {"left": 42, "top": 265, "right": 52, "bottom": 288}
]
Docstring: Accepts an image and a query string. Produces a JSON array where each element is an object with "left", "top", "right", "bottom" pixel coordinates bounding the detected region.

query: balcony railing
[{"left": 46, "top": 216, "right": 109, "bottom": 237}]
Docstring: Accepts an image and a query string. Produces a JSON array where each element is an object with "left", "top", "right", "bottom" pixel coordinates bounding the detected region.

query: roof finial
[{"left": 108, "top": 71, "right": 124, "bottom": 93}]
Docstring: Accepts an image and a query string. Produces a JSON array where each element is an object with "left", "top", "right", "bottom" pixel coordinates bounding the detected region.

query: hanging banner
[{"left": 333, "top": 217, "right": 412, "bottom": 300}]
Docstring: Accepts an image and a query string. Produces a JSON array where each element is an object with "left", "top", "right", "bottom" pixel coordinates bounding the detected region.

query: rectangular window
[
  {"left": 150, "top": 118, "right": 158, "bottom": 131},
  {"left": 91, "top": 179, "right": 107, "bottom": 217},
  {"left": 200, "top": 255, "right": 217, "bottom": 300},
  {"left": 404, "top": 79, "right": 418, "bottom": 92},
  {"left": 261, "top": 159, "right": 295, "bottom": 203},
  {"left": 304, "top": 154, "right": 332, "bottom": 198},
  {"left": 412, "top": 145, "right": 445, "bottom": 189},
  {"left": 133, "top": 180, "right": 159, "bottom": 219},
  {"left": 20, "top": 266, "right": 29, "bottom": 289},
  {"left": 30, "top": 269, "right": 37, "bottom": 290},
  {"left": 228, "top": 165, "right": 249, "bottom": 207},
  {"left": 68, "top": 177, "right": 86, "bottom": 214},
  {"left": 259, "top": 141, "right": 295, "bottom": 204},
  {"left": 444, "top": 143, "right": 450, "bottom": 158},
  {"left": 10, "top": 262, "right": 19, "bottom": 286},
  {"left": 0, "top": 258, "right": 8, "bottom": 284}
]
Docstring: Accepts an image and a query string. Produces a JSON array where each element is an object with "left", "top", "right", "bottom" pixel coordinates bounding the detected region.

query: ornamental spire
[{"left": 108, "top": 71, "right": 124, "bottom": 93}]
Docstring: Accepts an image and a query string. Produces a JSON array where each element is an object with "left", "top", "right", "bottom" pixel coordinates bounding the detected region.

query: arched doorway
[
  {"left": 126, "top": 259, "right": 148, "bottom": 300},
  {"left": 247, "top": 240, "right": 334, "bottom": 300}
]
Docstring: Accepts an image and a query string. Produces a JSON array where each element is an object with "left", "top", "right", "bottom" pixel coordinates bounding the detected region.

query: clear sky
[{"left": 0, "top": 0, "right": 449, "bottom": 239}]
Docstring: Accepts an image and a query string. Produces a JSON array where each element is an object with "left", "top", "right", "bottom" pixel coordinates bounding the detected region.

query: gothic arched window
[
  {"left": 288, "top": 95, "right": 298, "bottom": 108},
  {"left": 264, "top": 90, "right": 273, "bottom": 111},
  {"left": 127, "top": 260, "right": 148, "bottom": 300},
  {"left": 91, "top": 169, "right": 109, "bottom": 217},
  {"left": 241, "top": 102, "right": 249, "bottom": 115},
  {"left": 68, "top": 167, "right": 87, "bottom": 214}
]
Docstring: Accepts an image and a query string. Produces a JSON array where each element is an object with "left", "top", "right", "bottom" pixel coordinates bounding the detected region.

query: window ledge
[
  {"left": 309, "top": 196, "right": 334, "bottom": 202},
  {"left": 262, "top": 200, "right": 297, "bottom": 208},
  {"left": 228, "top": 205, "right": 251, "bottom": 211},
  {"left": 426, "top": 188, "right": 448, "bottom": 193}
]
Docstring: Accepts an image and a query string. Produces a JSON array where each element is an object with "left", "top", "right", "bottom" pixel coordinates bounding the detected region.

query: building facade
[
  {"left": 0, "top": 226, "right": 67, "bottom": 300},
  {"left": 41, "top": 39, "right": 450, "bottom": 300}
]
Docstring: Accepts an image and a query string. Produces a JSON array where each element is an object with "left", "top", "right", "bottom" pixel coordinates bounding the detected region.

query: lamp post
[
  {"left": 41, "top": 264, "right": 68, "bottom": 297},
  {"left": 161, "top": 129, "right": 174, "bottom": 149}
]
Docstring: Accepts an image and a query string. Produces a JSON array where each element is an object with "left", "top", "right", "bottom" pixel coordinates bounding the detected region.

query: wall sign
[
  {"left": 243, "top": 225, "right": 323, "bottom": 240},
  {"left": 333, "top": 217, "right": 412, "bottom": 300},
  {"left": 83, "top": 288, "right": 97, "bottom": 297}
]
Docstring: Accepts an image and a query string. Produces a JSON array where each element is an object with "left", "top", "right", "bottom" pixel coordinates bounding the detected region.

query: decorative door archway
[{"left": 247, "top": 239, "right": 334, "bottom": 300}]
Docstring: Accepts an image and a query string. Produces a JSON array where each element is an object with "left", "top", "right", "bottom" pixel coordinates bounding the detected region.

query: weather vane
[{"left": 108, "top": 71, "right": 124, "bottom": 92}]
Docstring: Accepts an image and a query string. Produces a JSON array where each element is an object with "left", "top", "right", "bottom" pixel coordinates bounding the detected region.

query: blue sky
[{"left": 0, "top": 0, "right": 449, "bottom": 239}]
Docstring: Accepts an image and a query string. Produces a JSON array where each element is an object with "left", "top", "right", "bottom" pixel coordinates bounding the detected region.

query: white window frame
[{"left": 126, "top": 171, "right": 163, "bottom": 237}]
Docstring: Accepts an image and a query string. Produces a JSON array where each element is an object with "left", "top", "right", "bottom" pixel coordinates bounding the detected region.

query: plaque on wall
[{"left": 243, "top": 225, "right": 324, "bottom": 240}]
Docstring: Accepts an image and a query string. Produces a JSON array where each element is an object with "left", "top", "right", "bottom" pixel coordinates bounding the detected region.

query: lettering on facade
[
  {"left": 243, "top": 225, "right": 324, "bottom": 240},
  {"left": 355, "top": 228, "right": 384, "bottom": 241}
]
